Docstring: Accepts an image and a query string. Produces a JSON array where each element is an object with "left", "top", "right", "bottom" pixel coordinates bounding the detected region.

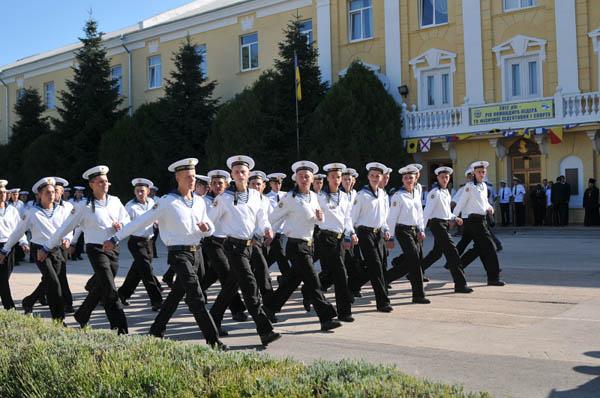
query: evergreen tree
[
  {"left": 158, "top": 36, "right": 218, "bottom": 162},
  {"left": 53, "top": 18, "right": 125, "bottom": 181},
  {"left": 305, "top": 62, "right": 405, "bottom": 186}
]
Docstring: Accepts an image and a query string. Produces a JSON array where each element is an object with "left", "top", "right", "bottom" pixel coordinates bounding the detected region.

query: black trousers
[
  {"left": 533, "top": 204, "right": 545, "bottom": 226},
  {"left": 266, "top": 238, "right": 336, "bottom": 323},
  {"left": 74, "top": 233, "right": 85, "bottom": 258},
  {"left": 514, "top": 202, "right": 525, "bottom": 226},
  {"left": 201, "top": 237, "right": 246, "bottom": 315},
  {"left": 0, "top": 242, "right": 15, "bottom": 309},
  {"left": 151, "top": 225, "right": 159, "bottom": 258},
  {"left": 500, "top": 203, "right": 510, "bottom": 226},
  {"left": 349, "top": 227, "right": 390, "bottom": 308},
  {"left": 118, "top": 236, "right": 162, "bottom": 306},
  {"left": 25, "top": 248, "right": 73, "bottom": 308},
  {"left": 210, "top": 238, "right": 272, "bottom": 336},
  {"left": 421, "top": 219, "right": 468, "bottom": 289},
  {"left": 344, "top": 246, "right": 364, "bottom": 294},
  {"left": 150, "top": 248, "right": 219, "bottom": 345},
  {"left": 383, "top": 225, "right": 425, "bottom": 299},
  {"left": 75, "top": 244, "right": 128, "bottom": 333},
  {"left": 315, "top": 231, "right": 352, "bottom": 317},
  {"left": 251, "top": 240, "right": 274, "bottom": 304},
  {"left": 29, "top": 243, "right": 65, "bottom": 320},
  {"left": 461, "top": 216, "right": 501, "bottom": 282},
  {"left": 558, "top": 202, "right": 569, "bottom": 226},
  {"left": 266, "top": 233, "right": 291, "bottom": 277}
]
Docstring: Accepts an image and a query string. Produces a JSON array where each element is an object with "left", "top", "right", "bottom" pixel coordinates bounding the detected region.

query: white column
[
  {"left": 462, "top": 0, "right": 484, "bottom": 104},
  {"left": 316, "top": 0, "right": 332, "bottom": 85},
  {"left": 555, "top": 0, "right": 579, "bottom": 94},
  {"left": 384, "top": 0, "right": 402, "bottom": 103}
]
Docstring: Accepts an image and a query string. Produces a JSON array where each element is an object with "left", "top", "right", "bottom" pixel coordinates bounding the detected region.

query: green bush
[{"left": 0, "top": 311, "right": 490, "bottom": 397}]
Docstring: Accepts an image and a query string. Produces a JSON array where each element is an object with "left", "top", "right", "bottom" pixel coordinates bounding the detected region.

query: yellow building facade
[{"left": 1, "top": 0, "right": 599, "bottom": 222}]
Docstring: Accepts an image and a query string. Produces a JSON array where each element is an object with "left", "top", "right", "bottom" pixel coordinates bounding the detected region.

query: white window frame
[
  {"left": 419, "top": 67, "right": 453, "bottom": 110},
  {"left": 503, "top": 0, "right": 537, "bottom": 12},
  {"left": 110, "top": 65, "right": 123, "bottom": 96},
  {"left": 420, "top": 0, "right": 448, "bottom": 28},
  {"left": 240, "top": 33, "right": 259, "bottom": 72},
  {"left": 299, "top": 19, "right": 313, "bottom": 45},
  {"left": 195, "top": 44, "right": 207, "bottom": 78},
  {"left": 44, "top": 81, "right": 55, "bottom": 110},
  {"left": 147, "top": 55, "right": 162, "bottom": 89},
  {"left": 503, "top": 54, "right": 543, "bottom": 101},
  {"left": 348, "top": 0, "right": 373, "bottom": 42}
]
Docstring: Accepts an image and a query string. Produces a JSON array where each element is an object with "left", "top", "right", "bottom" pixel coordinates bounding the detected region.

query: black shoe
[
  {"left": 119, "top": 295, "right": 130, "bottom": 307},
  {"left": 117, "top": 327, "right": 128, "bottom": 335},
  {"left": 454, "top": 287, "right": 474, "bottom": 294},
  {"left": 231, "top": 311, "right": 248, "bottom": 322},
  {"left": 377, "top": 305, "right": 393, "bottom": 313},
  {"left": 260, "top": 331, "right": 282, "bottom": 346},
  {"left": 65, "top": 305, "right": 75, "bottom": 314},
  {"left": 73, "top": 312, "right": 88, "bottom": 329},
  {"left": 150, "top": 329, "right": 165, "bottom": 339},
  {"left": 264, "top": 307, "right": 278, "bottom": 323},
  {"left": 23, "top": 303, "right": 33, "bottom": 315},
  {"left": 423, "top": 276, "right": 430, "bottom": 283},
  {"left": 218, "top": 328, "right": 229, "bottom": 337},
  {"left": 487, "top": 280, "right": 506, "bottom": 286},
  {"left": 151, "top": 302, "right": 162, "bottom": 312},
  {"left": 211, "top": 340, "right": 229, "bottom": 351},
  {"left": 321, "top": 319, "right": 343, "bottom": 331},
  {"left": 412, "top": 297, "right": 431, "bottom": 304},
  {"left": 338, "top": 315, "right": 355, "bottom": 323},
  {"left": 303, "top": 298, "right": 311, "bottom": 312}
]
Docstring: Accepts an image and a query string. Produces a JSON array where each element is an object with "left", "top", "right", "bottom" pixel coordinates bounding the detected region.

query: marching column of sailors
[{"left": 0, "top": 157, "right": 505, "bottom": 350}]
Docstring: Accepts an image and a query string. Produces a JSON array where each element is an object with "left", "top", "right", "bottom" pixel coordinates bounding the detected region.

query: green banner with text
[{"left": 470, "top": 99, "right": 554, "bottom": 126}]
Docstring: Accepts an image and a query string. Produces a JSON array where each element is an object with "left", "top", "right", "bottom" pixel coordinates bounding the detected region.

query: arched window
[{"left": 559, "top": 155, "right": 584, "bottom": 208}]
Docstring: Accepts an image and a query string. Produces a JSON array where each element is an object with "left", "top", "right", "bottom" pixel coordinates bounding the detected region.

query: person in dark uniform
[
  {"left": 560, "top": 176, "right": 571, "bottom": 226},
  {"left": 452, "top": 161, "right": 505, "bottom": 286},
  {"left": 105, "top": 158, "right": 226, "bottom": 349},
  {"left": 43, "top": 166, "right": 129, "bottom": 334},
  {"left": 530, "top": 183, "right": 546, "bottom": 226},
  {"left": 583, "top": 178, "right": 600, "bottom": 226},
  {"left": 0, "top": 180, "right": 25, "bottom": 310},
  {"left": 265, "top": 160, "right": 343, "bottom": 331},
  {"left": 117, "top": 178, "right": 163, "bottom": 311}
]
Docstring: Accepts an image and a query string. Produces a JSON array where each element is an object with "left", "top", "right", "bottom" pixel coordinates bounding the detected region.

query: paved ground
[{"left": 8, "top": 227, "right": 600, "bottom": 398}]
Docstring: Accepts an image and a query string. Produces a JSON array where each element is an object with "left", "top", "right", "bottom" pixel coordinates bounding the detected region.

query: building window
[
  {"left": 240, "top": 33, "right": 259, "bottom": 72},
  {"left": 148, "top": 55, "right": 162, "bottom": 89},
  {"left": 110, "top": 65, "right": 123, "bottom": 95},
  {"left": 299, "top": 19, "right": 313, "bottom": 45},
  {"left": 195, "top": 44, "right": 207, "bottom": 78},
  {"left": 504, "top": 0, "right": 536, "bottom": 12},
  {"left": 421, "top": 0, "right": 448, "bottom": 27},
  {"left": 16, "top": 88, "right": 25, "bottom": 101},
  {"left": 420, "top": 68, "right": 452, "bottom": 109},
  {"left": 44, "top": 81, "right": 55, "bottom": 110},
  {"left": 505, "top": 56, "right": 541, "bottom": 100},
  {"left": 349, "top": 0, "right": 372, "bottom": 42}
]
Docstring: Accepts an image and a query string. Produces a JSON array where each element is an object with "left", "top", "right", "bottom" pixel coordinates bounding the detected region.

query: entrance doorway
[{"left": 508, "top": 138, "right": 542, "bottom": 225}]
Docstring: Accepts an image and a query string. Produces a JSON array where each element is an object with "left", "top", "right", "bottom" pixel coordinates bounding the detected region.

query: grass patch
[{"left": 0, "top": 311, "right": 491, "bottom": 397}]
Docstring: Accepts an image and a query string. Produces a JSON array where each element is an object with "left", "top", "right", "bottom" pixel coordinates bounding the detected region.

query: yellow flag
[
  {"left": 294, "top": 51, "right": 302, "bottom": 102},
  {"left": 406, "top": 139, "right": 419, "bottom": 153}
]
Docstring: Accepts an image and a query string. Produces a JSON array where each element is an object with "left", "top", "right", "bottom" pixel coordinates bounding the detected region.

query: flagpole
[{"left": 294, "top": 50, "right": 300, "bottom": 158}]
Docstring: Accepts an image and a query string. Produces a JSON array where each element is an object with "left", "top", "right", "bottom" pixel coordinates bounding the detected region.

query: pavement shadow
[{"left": 547, "top": 351, "right": 600, "bottom": 398}]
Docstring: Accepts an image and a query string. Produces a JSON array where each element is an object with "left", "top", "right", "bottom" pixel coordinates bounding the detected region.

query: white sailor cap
[
  {"left": 291, "top": 173, "right": 297, "bottom": 182},
  {"left": 168, "top": 158, "right": 198, "bottom": 173},
  {"left": 470, "top": 160, "right": 489, "bottom": 170},
  {"left": 323, "top": 163, "right": 347, "bottom": 173},
  {"left": 434, "top": 166, "right": 453, "bottom": 176},
  {"left": 20, "top": 191, "right": 29, "bottom": 195},
  {"left": 291, "top": 160, "right": 319, "bottom": 174},
  {"left": 208, "top": 170, "right": 231, "bottom": 182},
  {"left": 64, "top": 187, "right": 71, "bottom": 192},
  {"left": 267, "top": 173, "right": 286, "bottom": 182},
  {"left": 32, "top": 177, "right": 56, "bottom": 194},
  {"left": 52, "top": 177, "right": 69, "bottom": 187},
  {"left": 500, "top": 180, "right": 506, "bottom": 184},
  {"left": 385, "top": 167, "right": 393, "bottom": 175},
  {"left": 512, "top": 176, "right": 520, "bottom": 182},
  {"left": 195, "top": 175, "right": 210, "bottom": 184},
  {"left": 365, "top": 162, "right": 388, "bottom": 174},
  {"left": 398, "top": 165, "right": 419, "bottom": 175},
  {"left": 464, "top": 168, "right": 473, "bottom": 177},
  {"left": 82, "top": 165, "right": 109, "bottom": 180},
  {"left": 150, "top": 186, "right": 159, "bottom": 192},
  {"left": 131, "top": 178, "right": 154, "bottom": 188},
  {"left": 314, "top": 174, "right": 326, "bottom": 180},
  {"left": 408, "top": 163, "right": 423, "bottom": 171},
  {"left": 0, "top": 180, "right": 7, "bottom": 190},
  {"left": 73, "top": 186, "right": 86, "bottom": 191},
  {"left": 342, "top": 168, "right": 359, "bottom": 178},
  {"left": 226, "top": 155, "right": 255, "bottom": 170},
  {"left": 9, "top": 188, "right": 20, "bottom": 193},
  {"left": 249, "top": 171, "right": 267, "bottom": 181}
]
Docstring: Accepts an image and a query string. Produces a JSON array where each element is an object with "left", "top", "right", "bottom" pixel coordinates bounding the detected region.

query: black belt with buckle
[
  {"left": 395, "top": 224, "right": 417, "bottom": 231},
  {"left": 320, "top": 229, "right": 343, "bottom": 240},
  {"left": 228, "top": 237, "right": 252, "bottom": 247},
  {"left": 357, "top": 226, "right": 381, "bottom": 234},
  {"left": 287, "top": 237, "right": 313, "bottom": 247},
  {"left": 167, "top": 245, "right": 200, "bottom": 252}
]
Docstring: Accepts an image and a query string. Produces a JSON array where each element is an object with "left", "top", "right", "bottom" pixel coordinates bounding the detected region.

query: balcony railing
[{"left": 402, "top": 90, "right": 600, "bottom": 138}]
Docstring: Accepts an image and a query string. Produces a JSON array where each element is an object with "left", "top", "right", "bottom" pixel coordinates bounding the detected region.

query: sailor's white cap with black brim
[
  {"left": 131, "top": 178, "right": 154, "bottom": 188},
  {"left": 195, "top": 175, "right": 210, "bottom": 184},
  {"left": 323, "top": 163, "right": 347, "bottom": 173},
  {"left": 83, "top": 165, "right": 109, "bottom": 180},
  {"left": 0, "top": 180, "right": 7, "bottom": 190},
  {"left": 408, "top": 163, "right": 423, "bottom": 171},
  {"left": 365, "top": 162, "right": 388, "bottom": 174},
  {"left": 464, "top": 168, "right": 473, "bottom": 177},
  {"left": 435, "top": 166, "right": 453, "bottom": 176},
  {"left": 73, "top": 186, "right": 86, "bottom": 191},
  {"left": 314, "top": 174, "right": 326, "bottom": 180},
  {"left": 398, "top": 165, "right": 419, "bottom": 175},
  {"left": 52, "top": 177, "right": 69, "bottom": 187},
  {"left": 208, "top": 170, "right": 231, "bottom": 182},
  {"left": 342, "top": 168, "right": 358, "bottom": 178},
  {"left": 226, "top": 155, "right": 255, "bottom": 170},
  {"left": 32, "top": 177, "right": 56, "bottom": 194},
  {"left": 249, "top": 171, "right": 267, "bottom": 181},
  {"left": 470, "top": 160, "right": 489, "bottom": 170},
  {"left": 292, "top": 160, "right": 318, "bottom": 174},
  {"left": 266, "top": 173, "right": 286, "bottom": 182},
  {"left": 168, "top": 158, "right": 198, "bottom": 173}
]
